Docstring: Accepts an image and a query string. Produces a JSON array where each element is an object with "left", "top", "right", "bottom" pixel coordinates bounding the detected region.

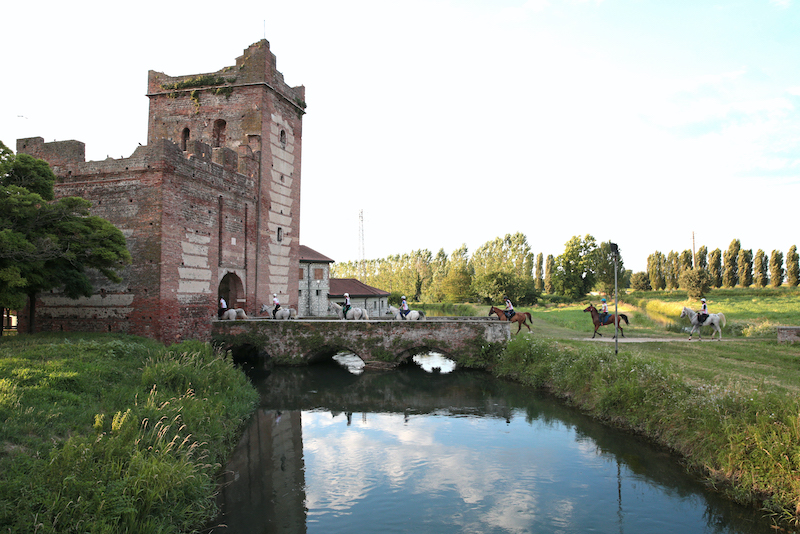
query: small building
[
  {"left": 298, "top": 245, "right": 334, "bottom": 317},
  {"left": 329, "top": 279, "right": 390, "bottom": 318}
]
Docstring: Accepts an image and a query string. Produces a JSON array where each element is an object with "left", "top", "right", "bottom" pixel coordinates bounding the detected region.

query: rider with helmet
[
  {"left": 503, "top": 295, "right": 515, "bottom": 320},
  {"left": 698, "top": 298, "right": 708, "bottom": 324},
  {"left": 599, "top": 298, "right": 609, "bottom": 325},
  {"left": 400, "top": 296, "right": 410, "bottom": 318},
  {"left": 272, "top": 293, "right": 281, "bottom": 318},
  {"left": 343, "top": 293, "right": 352, "bottom": 317}
]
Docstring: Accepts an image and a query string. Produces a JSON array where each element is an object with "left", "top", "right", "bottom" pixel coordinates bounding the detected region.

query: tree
[
  {"left": 553, "top": 235, "right": 598, "bottom": 299},
  {"left": 0, "top": 142, "right": 131, "bottom": 331},
  {"left": 534, "top": 252, "right": 544, "bottom": 292},
  {"left": 753, "top": 249, "right": 769, "bottom": 288},
  {"left": 544, "top": 254, "right": 555, "bottom": 294},
  {"left": 679, "top": 268, "right": 710, "bottom": 299},
  {"left": 722, "top": 239, "right": 740, "bottom": 288},
  {"left": 647, "top": 251, "right": 666, "bottom": 291},
  {"left": 441, "top": 245, "right": 473, "bottom": 302},
  {"left": 708, "top": 248, "right": 722, "bottom": 288},
  {"left": 695, "top": 245, "right": 708, "bottom": 272},
  {"left": 630, "top": 271, "right": 651, "bottom": 291},
  {"left": 594, "top": 241, "right": 626, "bottom": 297},
  {"left": 786, "top": 246, "right": 799, "bottom": 287},
  {"left": 737, "top": 249, "right": 753, "bottom": 287},
  {"left": 770, "top": 250, "right": 784, "bottom": 288},
  {"left": 471, "top": 233, "right": 534, "bottom": 304},
  {"left": 423, "top": 248, "right": 449, "bottom": 302},
  {"left": 665, "top": 251, "right": 679, "bottom": 290}
]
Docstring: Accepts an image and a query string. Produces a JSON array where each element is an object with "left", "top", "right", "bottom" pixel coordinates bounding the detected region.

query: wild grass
[{"left": 0, "top": 334, "right": 258, "bottom": 533}]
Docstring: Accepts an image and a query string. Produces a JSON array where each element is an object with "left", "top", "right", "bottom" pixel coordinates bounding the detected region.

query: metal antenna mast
[{"left": 358, "top": 210, "right": 366, "bottom": 279}]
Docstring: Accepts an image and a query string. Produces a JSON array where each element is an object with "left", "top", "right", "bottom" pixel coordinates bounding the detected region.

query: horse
[
  {"left": 329, "top": 301, "right": 369, "bottom": 320},
  {"left": 259, "top": 304, "right": 297, "bottom": 319},
  {"left": 488, "top": 306, "right": 532, "bottom": 334},
  {"left": 680, "top": 307, "right": 726, "bottom": 341},
  {"left": 220, "top": 308, "right": 248, "bottom": 320},
  {"left": 583, "top": 304, "right": 628, "bottom": 339},
  {"left": 386, "top": 305, "right": 426, "bottom": 321}
]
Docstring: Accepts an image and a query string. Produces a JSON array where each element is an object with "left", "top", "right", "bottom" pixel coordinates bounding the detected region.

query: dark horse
[
  {"left": 583, "top": 304, "right": 629, "bottom": 339},
  {"left": 489, "top": 306, "right": 532, "bottom": 334}
]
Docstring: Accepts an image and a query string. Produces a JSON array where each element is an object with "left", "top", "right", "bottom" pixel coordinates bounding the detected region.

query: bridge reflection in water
[{"left": 209, "top": 356, "right": 776, "bottom": 534}]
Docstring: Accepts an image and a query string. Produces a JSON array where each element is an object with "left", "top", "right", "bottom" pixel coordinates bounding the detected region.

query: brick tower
[{"left": 17, "top": 41, "right": 305, "bottom": 342}]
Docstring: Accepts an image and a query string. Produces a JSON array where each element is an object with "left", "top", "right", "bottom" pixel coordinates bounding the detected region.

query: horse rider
[
  {"left": 218, "top": 296, "right": 228, "bottom": 318},
  {"left": 343, "top": 293, "right": 352, "bottom": 317},
  {"left": 698, "top": 298, "right": 708, "bottom": 324},
  {"left": 503, "top": 296, "right": 515, "bottom": 320},
  {"left": 272, "top": 293, "right": 281, "bottom": 319},
  {"left": 400, "top": 296, "right": 410, "bottom": 318},
  {"left": 599, "top": 298, "right": 609, "bottom": 325}
]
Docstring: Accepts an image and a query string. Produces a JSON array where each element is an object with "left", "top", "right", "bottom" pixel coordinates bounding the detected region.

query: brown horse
[
  {"left": 489, "top": 306, "right": 532, "bottom": 334},
  {"left": 583, "top": 304, "right": 628, "bottom": 339}
]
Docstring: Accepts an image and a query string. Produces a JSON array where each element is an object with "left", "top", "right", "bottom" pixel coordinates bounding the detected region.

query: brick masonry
[{"left": 16, "top": 40, "right": 305, "bottom": 343}]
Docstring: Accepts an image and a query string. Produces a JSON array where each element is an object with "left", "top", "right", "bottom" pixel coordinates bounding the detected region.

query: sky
[{"left": 2, "top": 0, "right": 799, "bottom": 273}]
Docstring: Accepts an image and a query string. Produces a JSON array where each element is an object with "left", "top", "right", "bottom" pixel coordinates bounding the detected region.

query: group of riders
[
  {"left": 218, "top": 293, "right": 284, "bottom": 318},
  {"left": 595, "top": 296, "right": 709, "bottom": 326}
]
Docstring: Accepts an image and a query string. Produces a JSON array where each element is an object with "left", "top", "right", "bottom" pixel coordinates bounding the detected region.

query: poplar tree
[
  {"left": 695, "top": 245, "right": 708, "bottom": 272},
  {"left": 786, "top": 245, "right": 799, "bottom": 287},
  {"left": 770, "top": 250, "right": 784, "bottom": 288},
  {"left": 665, "top": 251, "right": 679, "bottom": 290},
  {"left": 753, "top": 249, "right": 769, "bottom": 288},
  {"left": 737, "top": 249, "right": 753, "bottom": 288},
  {"left": 722, "top": 239, "right": 740, "bottom": 288},
  {"left": 708, "top": 248, "right": 723, "bottom": 288},
  {"left": 544, "top": 254, "right": 555, "bottom": 294},
  {"left": 647, "top": 251, "right": 666, "bottom": 291},
  {"left": 535, "top": 252, "right": 544, "bottom": 292}
]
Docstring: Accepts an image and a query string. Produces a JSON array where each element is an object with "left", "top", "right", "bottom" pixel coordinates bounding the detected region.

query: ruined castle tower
[{"left": 17, "top": 40, "right": 305, "bottom": 342}]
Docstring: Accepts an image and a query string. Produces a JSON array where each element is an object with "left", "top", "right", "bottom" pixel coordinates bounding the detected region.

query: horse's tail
[
  {"left": 362, "top": 309, "right": 369, "bottom": 320},
  {"left": 525, "top": 312, "right": 532, "bottom": 323},
  {"left": 718, "top": 313, "right": 726, "bottom": 327},
  {"left": 420, "top": 311, "right": 426, "bottom": 319},
  {"left": 619, "top": 314, "right": 629, "bottom": 325}
]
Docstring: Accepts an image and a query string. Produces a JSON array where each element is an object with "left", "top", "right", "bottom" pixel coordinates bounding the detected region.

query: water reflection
[{"left": 209, "top": 358, "right": 776, "bottom": 534}]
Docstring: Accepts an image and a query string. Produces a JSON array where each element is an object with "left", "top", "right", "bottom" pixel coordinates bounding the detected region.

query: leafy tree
[
  {"left": 737, "top": 249, "right": 753, "bottom": 287},
  {"left": 594, "top": 241, "right": 627, "bottom": 297},
  {"left": 0, "top": 142, "right": 131, "bottom": 331},
  {"left": 722, "top": 239, "right": 740, "bottom": 288},
  {"left": 708, "top": 248, "right": 722, "bottom": 288},
  {"left": 665, "top": 251, "right": 679, "bottom": 290},
  {"left": 770, "top": 250, "right": 784, "bottom": 288},
  {"left": 679, "top": 250, "right": 693, "bottom": 275},
  {"left": 679, "top": 268, "right": 710, "bottom": 299},
  {"left": 441, "top": 245, "right": 473, "bottom": 302},
  {"left": 423, "top": 248, "right": 449, "bottom": 302},
  {"left": 630, "top": 271, "right": 651, "bottom": 291},
  {"left": 694, "top": 245, "right": 708, "bottom": 271},
  {"left": 786, "top": 245, "right": 799, "bottom": 287},
  {"left": 753, "top": 249, "right": 769, "bottom": 288},
  {"left": 647, "top": 251, "right": 666, "bottom": 291},
  {"left": 553, "top": 235, "right": 598, "bottom": 299},
  {"left": 534, "top": 252, "right": 544, "bottom": 292},
  {"left": 544, "top": 254, "right": 555, "bottom": 294},
  {"left": 472, "top": 270, "right": 533, "bottom": 305}
]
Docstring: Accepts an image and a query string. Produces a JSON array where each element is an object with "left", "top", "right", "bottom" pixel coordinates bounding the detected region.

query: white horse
[
  {"left": 329, "top": 301, "right": 369, "bottom": 320},
  {"left": 220, "top": 308, "right": 248, "bottom": 320},
  {"left": 386, "top": 305, "right": 426, "bottom": 321},
  {"left": 680, "top": 307, "right": 726, "bottom": 341},
  {"left": 259, "top": 304, "right": 297, "bottom": 319}
]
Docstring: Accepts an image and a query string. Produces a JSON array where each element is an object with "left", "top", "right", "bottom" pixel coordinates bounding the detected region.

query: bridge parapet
[{"left": 211, "top": 318, "right": 511, "bottom": 370}]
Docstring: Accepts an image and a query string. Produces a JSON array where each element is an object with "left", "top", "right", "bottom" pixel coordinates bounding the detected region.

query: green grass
[
  {"left": 0, "top": 334, "right": 258, "bottom": 533},
  {"left": 490, "top": 288, "right": 800, "bottom": 527}
]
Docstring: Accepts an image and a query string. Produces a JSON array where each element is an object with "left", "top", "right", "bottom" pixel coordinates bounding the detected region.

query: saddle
[
  {"left": 504, "top": 310, "right": 514, "bottom": 319},
  {"left": 697, "top": 313, "right": 708, "bottom": 324}
]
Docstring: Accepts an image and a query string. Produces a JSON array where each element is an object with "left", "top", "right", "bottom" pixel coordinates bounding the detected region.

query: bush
[{"left": 679, "top": 268, "right": 710, "bottom": 298}]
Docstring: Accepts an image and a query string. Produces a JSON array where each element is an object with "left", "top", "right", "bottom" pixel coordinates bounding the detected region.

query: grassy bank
[
  {"left": 0, "top": 333, "right": 258, "bottom": 533},
  {"left": 492, "top": 291, "right": 800, "bottom": 528}
]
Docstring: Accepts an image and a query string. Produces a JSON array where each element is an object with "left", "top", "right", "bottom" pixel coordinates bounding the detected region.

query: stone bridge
[{"left": 211, "top": 318, "right": 511, "bottom": 370}]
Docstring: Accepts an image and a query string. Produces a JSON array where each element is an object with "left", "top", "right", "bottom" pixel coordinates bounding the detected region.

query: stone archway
[{"left": 219, "top": 272, "right": 245, "bottom": 312}]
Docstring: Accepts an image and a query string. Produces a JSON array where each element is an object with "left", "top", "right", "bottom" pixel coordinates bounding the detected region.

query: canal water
[{"left": 208, "top": 354, "right": 777, "bottom": 534}]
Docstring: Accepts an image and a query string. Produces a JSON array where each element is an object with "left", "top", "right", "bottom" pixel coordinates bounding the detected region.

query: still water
[{"left": 209, "top": 354, "right": 776, "bottom": 534}]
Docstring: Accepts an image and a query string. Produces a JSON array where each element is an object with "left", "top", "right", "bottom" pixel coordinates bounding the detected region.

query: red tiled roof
[
  {"left": 329, "top": 278, "right": 389, "bottom": 298},
  {"left": 299, "top": 245, "right": 334, "bottom": 263}
]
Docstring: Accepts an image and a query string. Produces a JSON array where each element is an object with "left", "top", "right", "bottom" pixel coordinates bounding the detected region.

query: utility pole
[
  {"left": 611, "top": 242, "right": 619, "bottom": 355},
  {"left": 358, "top": 209, "right": 365, "bottom": 279}
]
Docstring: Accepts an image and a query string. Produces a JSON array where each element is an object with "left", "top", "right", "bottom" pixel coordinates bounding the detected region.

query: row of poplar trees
[
  {"left": 332, "top": 233, "right": 625, "bottom": 304},
  {"left": 638, "top": 240, "right": 800, "bottom": 292}
]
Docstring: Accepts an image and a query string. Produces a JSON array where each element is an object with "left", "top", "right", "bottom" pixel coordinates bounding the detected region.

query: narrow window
[
  {"left": 181, "top": 128, "right": 190, "bottom": 151},
  {"left": 277, "top": 227, "right": 283, "bottom": 242},
  {"left": 213, "top": 119, "right": 227, "bottom": 148},
  {"left": 280, "top": 129, "right": 287, "bottom": 149},
  {"left": 314, "top": 268, "right": 323, "bottom": 280},
  {"left": 299, "top": 268, "right": 304, "bottom": 280}
]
